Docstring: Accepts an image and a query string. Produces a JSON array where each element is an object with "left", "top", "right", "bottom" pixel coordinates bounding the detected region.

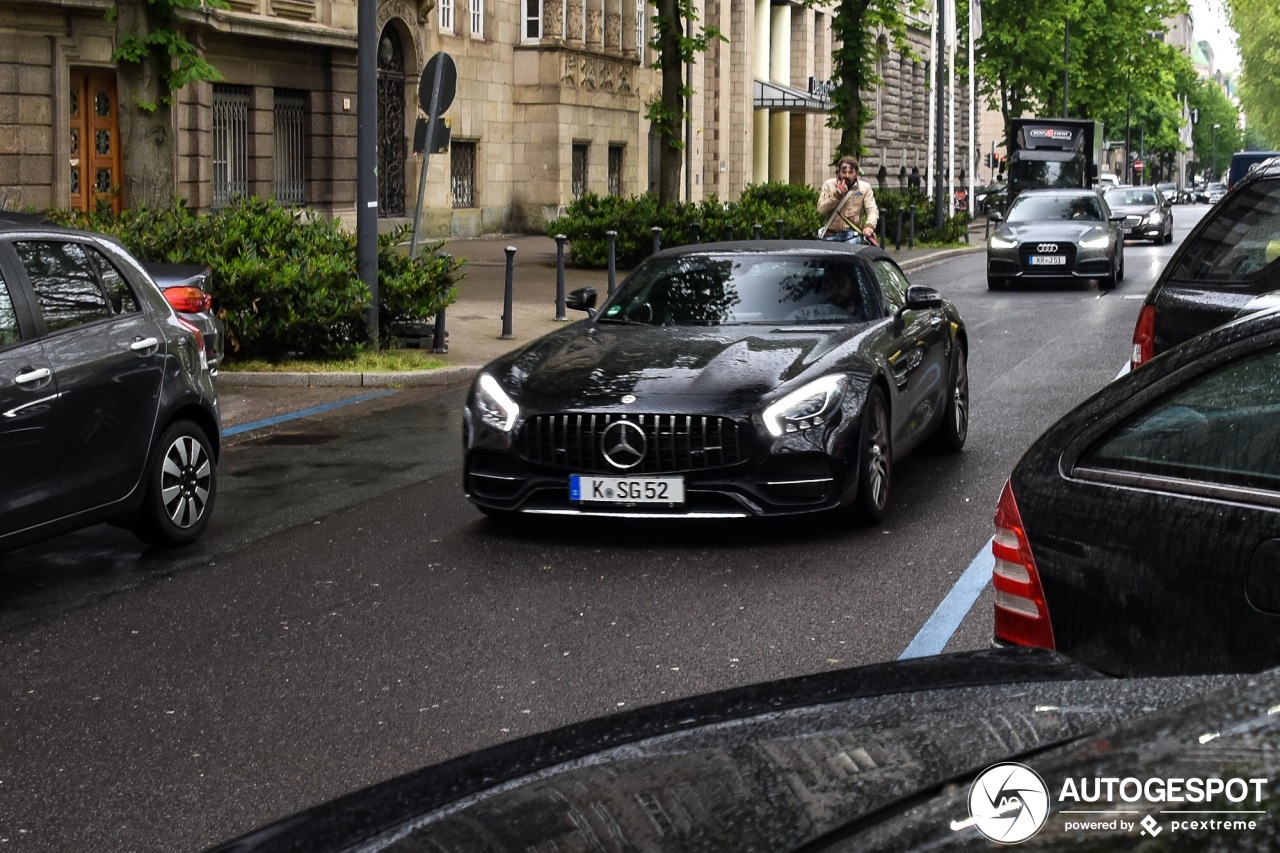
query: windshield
[
  {"left": 1006, "top": 194, "right": 1102, "bottom": 223},
  {"left": 1104, "top": 188, "right": 1159, "bottom": 207},
  {"left": 598, "top": 254, "right": 876, "bottom": 325}
]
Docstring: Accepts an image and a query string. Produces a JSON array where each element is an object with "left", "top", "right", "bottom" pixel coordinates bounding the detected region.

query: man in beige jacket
[{"left": 818, "top": 156, "right": 879, "bottom": 243}]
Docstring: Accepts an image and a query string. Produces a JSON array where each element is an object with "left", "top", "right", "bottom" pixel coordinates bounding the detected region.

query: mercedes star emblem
[{"left": 601, "top": 420, "right": 646, "bottom": 470}]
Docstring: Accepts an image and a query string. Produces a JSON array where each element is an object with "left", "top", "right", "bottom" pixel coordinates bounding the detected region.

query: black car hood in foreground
[
  {"left": 210, "top": 649, "right": 1250, "bottom": 853},
  {"left": 485, "top": 320, "right": 874, "bottom": 409}
]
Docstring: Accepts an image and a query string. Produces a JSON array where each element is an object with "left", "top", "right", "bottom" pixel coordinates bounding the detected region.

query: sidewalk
[{"left": 217, "top": 225, "right": 988, "bottom": 427}]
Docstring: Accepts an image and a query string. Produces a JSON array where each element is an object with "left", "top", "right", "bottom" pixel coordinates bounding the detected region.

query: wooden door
[{"left": 69, "top": 72, "right": 122, "bottom": 214}]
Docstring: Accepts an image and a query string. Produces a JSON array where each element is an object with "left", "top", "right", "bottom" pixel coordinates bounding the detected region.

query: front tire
[
  {"left": 133, "top": 420, "right": 217, "bottom": 547},
  {"left": 932, "top": 347, "right": 969, "bottom": 453},
  {"left": 853, "top": 386, "right": 892, "bottom": 524}
]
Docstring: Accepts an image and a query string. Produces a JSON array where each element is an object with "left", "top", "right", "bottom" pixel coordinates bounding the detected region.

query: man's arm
[
  {"left": 861, "top": 183, "right": 879, "bottom": 232},
  {"left": 817, "top": 178, "right": 846, "bottom": 218}
]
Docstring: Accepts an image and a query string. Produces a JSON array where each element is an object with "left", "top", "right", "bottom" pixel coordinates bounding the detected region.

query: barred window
[
  {"left": 524, "top": 0, "right": 542, "bottom": 41},
  {"left": 213, "top": 85, "right": 250, "bottom": 208},
  {"left": 471, "top": 0, "right": 484, "bottom": 38},
  {"left": 636, "top": 0, "right": 646, "bottom": 55},
  {"left": 439, "top": 0, "right": 454, "bottom": 32},
  {"left": 452, "top": 141, "right": 476, "bottom": 208},
  {"left": 274, "top": 90, "right": 306, "bottom": 205},
  {"left": 608, "top": 144, "right": 623, "bottom": 196},
  {"left": 572, "top": 143, "right": 588, "bottom": 201}
]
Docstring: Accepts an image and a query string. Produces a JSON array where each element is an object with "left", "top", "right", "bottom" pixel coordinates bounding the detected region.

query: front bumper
[{"left": 987, "top": 242, "right": 1112, "bottom": 280}]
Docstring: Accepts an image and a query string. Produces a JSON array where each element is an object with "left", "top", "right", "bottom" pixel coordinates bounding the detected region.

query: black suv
[
  {"left": 1131, "top": 156, "right": 1280, "bottom": 369},
  {"left": 0, "top": 217, "right": 221, "bottom": 552}
]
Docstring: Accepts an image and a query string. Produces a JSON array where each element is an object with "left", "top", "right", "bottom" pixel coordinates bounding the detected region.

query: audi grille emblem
[
  {"left": 601, "top": 420, "right": 647, "bottom": 470},
  {"left": 1036, "top": 243, "right": 1059, "bottom": 253}
]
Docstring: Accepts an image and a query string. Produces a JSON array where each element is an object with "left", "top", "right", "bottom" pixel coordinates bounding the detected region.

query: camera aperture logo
[{"left": 968, "top": 762, "right": 1051, "bottom": 843}]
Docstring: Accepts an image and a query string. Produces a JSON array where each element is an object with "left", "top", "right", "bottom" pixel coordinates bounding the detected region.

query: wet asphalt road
[{"left": 0, "top": 213, "right": 1207, "bottom": 851}]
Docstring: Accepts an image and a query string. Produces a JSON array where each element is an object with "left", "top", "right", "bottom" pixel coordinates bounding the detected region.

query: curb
[{"left": 219, "top": 365, "right": 479, "bottom": 389}]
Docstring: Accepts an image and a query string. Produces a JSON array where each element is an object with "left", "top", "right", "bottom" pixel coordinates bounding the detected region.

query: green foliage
[
  {"left": 109, "top": 0, "right": 228, "bottom": 106},
  {"left": 546, "top": 183, "right": 963, "bottom": 267},
  {"left": 46, "top": 199, "right": 462, "bottom": 360},
  {"left": 1229, "top": 0, "right": 1280, "bottom": 147}
]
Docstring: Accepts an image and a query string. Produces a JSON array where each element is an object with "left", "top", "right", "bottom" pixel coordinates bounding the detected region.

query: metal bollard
[
  {"left": 651, "top": 226, "right": 662, "bottom": 254},
  {"left": 554, "top": 234, "right": 568, "bottom": 321},
  {"left": 896, "top": 209, "right": 904, "bottom": 250},
  {"left": 878, "top": 218, "right": 886, "bottom": 248},
  {"left": 690, "top": 222, "right": 701, "bottom": 243},
  {"left": 606, "top": 230, "right": 618, "bottom": 295},
  {"left": 753, "top": 222, "right": 762, "bottom": 240},
  {"left": 500, "top": 245, "right": 516, "bottom": 340},
  {"left": 775, "top": 219, "right": 784, "bottom": 239},
  {"left": 432, "top": 252, "right": 450, "bottom": 353},
  {"left": 909, "top": 209, "right": 916, "bottom": 249}
]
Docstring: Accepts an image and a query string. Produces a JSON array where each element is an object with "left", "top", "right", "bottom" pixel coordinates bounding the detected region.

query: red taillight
[
  {"left": 163, "top": 285, "right": 212, "bottom": 314},
  {"left": 992, "top": 479, "right": 1056, "bottom": 649},
  {"left": 1130, "top": 303, "right": 1155, "bottom": 370}
]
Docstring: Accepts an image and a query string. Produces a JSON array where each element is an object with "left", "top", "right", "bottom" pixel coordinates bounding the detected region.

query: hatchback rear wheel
[{"left": 134, "top": 420, "right": 217, "bottom": 547}]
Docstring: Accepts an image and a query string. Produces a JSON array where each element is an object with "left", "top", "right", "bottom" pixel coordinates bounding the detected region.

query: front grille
[
  {"left": 1124, "top": 215, "right": 1142, "bottom": 228},
  {"left": 518, "top": 413, "right": 752, "bottom": 474},
  {"left": 1019, "top": 243, "right": 1078, "bottom": 272}
]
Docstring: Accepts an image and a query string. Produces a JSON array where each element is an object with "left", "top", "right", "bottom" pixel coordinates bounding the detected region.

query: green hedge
[
  {"left": 547, "top": 183, "right": 970, "bottom": 267},
  {"left": 46, "top": 198, "right": 462, "bottom": 361}
]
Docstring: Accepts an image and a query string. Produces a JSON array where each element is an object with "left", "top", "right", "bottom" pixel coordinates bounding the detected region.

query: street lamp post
[{"left": 1211, "top": 123, "right": 1221, "bottom": 182}]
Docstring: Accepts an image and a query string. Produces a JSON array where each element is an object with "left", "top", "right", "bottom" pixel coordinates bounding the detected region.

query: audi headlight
[
  {"left": 474, "top": 373, "right": 519, "bottom": 432},
  {"left": 989, "top": 234, "right": 1018, "bottom": 249},
  {"left": 762, "top": 375, "right": 848, "bottom": 437},
  {"left": 1079, "top": 232, "right": 1111, "bottom": 249}
]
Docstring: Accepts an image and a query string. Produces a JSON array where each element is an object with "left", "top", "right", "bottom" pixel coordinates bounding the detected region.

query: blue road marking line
[
  {"left": 221, "top": 389, "right": 397, "bottom": 437},
  {"left": 899, "top": 539, "right": 994, "bottom": 660}
]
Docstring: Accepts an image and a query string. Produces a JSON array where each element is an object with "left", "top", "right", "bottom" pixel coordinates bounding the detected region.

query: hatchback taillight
[
  {"left": 992, "top": 479, "right": 1055, "bottom": 649},
  {"left": 164, "top": 285, "right": 212, "bottom": 314},
  {"left": 1130, "top": 304, "right": 1156, "bottom": 370}
]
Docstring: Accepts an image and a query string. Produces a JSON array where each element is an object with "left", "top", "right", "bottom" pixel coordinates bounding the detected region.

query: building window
[
  {"left": 572, "top": 143, "right": 589, "bottom": 201},
  {"left": 524, "top": 0, "right": 541, "bottom": 41},
  {"left": 273, "top": 90, "right": 306, "bottom": 205},
  {"left": 471, "top": 0, "right": 484, "bottom": 38},
  {"left": 451, "top": 141, "right": 476, "bottom": 208},
  {"left": 636, "top": 1, "right": 646, "bottom": 56},
  {"left": 608, "top": 144, "right": 623, "bottom": 195},
  {"left": 439, "top": 0, "right": 454, "bottom": 33},
  {"left": 212, "top": 85, "right": 250, "bottom": 207}
]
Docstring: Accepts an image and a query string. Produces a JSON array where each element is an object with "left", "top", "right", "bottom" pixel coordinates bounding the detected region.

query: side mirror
[
  {"left": 989, "top": 210, "right": 1004, "bottom": 222},
  {"left": 566, "top": 287, "right": 598, "bottom": 315},
  {"left": 904, "top": 284, "right": 943, "bottom": 310}
]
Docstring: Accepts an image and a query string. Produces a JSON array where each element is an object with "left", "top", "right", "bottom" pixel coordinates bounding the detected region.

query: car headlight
[
  {"left": 1147, "top": 210, "right": 1164, "bottom": 224},
  {"left": 989, "top": 234, "right": 1018, "bottom": 249},
  {"left": 474, "top": 373, "right": 519, "bottom": 432},
  {"left": 1079, "top": 232, "right": 1111, "bottom": 249},
  {"left": 762, "top": 375, "right": 848, "bottom": 437}
]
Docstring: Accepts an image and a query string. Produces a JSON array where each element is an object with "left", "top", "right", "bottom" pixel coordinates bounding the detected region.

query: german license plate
[
  {"left": 570, "top": 475, "right": 685, "bottom": 504},
  {"left": 1030, "top": 255, "right": 1066, "bottom": 266}
]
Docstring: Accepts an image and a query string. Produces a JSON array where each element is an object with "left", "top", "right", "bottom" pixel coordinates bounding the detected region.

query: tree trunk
[
  {"left": 656, "top": 0, "right": 684, "bottom": 205},
  {"left": 115, "top": 0, "right": 178, "bottom": 209}
]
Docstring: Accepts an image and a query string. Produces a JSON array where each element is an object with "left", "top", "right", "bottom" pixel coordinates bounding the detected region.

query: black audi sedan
[
  {"left": 993, "top": 306, "right": 1280, "bottom": 676},
  {"left": 0, "top": 218, "right": 220, "bottom": 552},
  {"left": 463, "top": 241, "right": 968, "bottom": 523},
  {"left": 985, "top": 188, "right": 1125, "bottom": 290},
  {"left": 1130, "top": 155, "right": 1280, "bottom": 370}
]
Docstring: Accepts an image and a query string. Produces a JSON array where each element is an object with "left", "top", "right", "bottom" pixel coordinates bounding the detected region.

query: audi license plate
[
  {"left": 1029, "top": 255, "right": 1066, "bottom": 266},
  {"left": 570, "top": 475, "right": 685, "bottom": 504}
]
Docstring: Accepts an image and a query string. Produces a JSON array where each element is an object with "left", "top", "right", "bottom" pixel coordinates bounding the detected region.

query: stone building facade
[{"left": 1, "top": 0, "right": 972, "bottom": 237}]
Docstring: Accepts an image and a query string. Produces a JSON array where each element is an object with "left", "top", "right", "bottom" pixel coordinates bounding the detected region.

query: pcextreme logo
[{"left": 956, "top": 763, "right": 1270, "bottom": 844}]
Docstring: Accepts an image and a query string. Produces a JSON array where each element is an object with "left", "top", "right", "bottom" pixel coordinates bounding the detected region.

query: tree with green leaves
[
  {"left": 1227, "top": 0, "right": 1280, "bottom": 147},
  {"left": 827, "top": 0, "right": 927, "bottom": 160},
  {"left": 109, "top": 0, "right": 226, "bottom": 209},
  {"left": 646, "top": 1, "right": 724, "bottom": 205},
  {"left": 1188, "top": 78, "right": 1241, "bottom": 181}
]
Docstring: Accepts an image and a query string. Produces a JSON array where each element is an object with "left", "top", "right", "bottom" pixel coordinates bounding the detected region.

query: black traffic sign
[{"left": 418, "top": 52, "right": 457, "bottom": 117}]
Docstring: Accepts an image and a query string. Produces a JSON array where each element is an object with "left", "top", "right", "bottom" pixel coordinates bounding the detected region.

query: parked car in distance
[
  {"left": 1155, "top": 181, "right": 1181, "bottom": 204},
  {"left": 1102, "top": 185, "right": 1173, "bottom": 244},
  {"left": 985, "top": 188, "right": 1125, "bottom": 290},
  {"left": 974, "top": 179, "right": 1007, "bottom": 214},
  {"left": 209, "top": 647, "right": 1263, "bottom": 853},
  {"left": 1095, "top": 172, "right": 1120, "bottom": 189},
  {"left": 1228, "top": 151, "right": 1280, "bottom": 190},
  {"left": 0, "top": 218, "right": 220, "bottom": 553},
  {"left": 995, "top": 306, "right": 1280, "bottom": 676},
  {"left": 463, "top": 241, "right": 969, "bottom": 524},
  {"left": 143, "top": 261, "right": 225, "bottom": 377},
  {"left": 1131, "top": 156, "right": 1280, "bottom": 370},
  {"left": 1204, "top": 181, "right": 1228, "bottom": 204}
]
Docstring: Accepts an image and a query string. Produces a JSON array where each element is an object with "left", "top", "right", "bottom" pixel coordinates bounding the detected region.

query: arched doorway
[{"left": 376, "top": 25, "right": 407, "bottom": 217}]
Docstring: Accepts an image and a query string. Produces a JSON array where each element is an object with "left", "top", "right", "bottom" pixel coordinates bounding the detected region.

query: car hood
[
  {"left": 482, "top": 319, "right": 878, "bottom": 410},
  {"left": 993, "top": 221, "right": 1112, "bottom": 243},
  {"left": 207, "top": 648, "right": 1246, "bottom": 853},
  {"left": 1107, "top": 202, "right": 1160, "bottom": 216}
]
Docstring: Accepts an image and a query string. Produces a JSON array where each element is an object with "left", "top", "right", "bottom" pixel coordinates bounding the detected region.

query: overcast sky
[{"left": 1190, "top": 0, "right": 1240, "bottom": 73}]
